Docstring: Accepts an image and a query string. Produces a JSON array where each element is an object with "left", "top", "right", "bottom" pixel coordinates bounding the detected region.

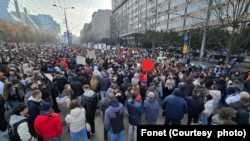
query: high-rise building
[
  {"left": 30, "top": 14, "right": 61, "bottom": 34},
  {"left": 111, "top": 0, "right": 250, "bottom": 46},
  {"left": 81, "top": 9, "right": 112, "bottom": 42},
  {"left": 0, "top": 0, "right": 11, "bottom": 20},
  {"left": 0, "top": 0, "right": 60, "bottom": 35}
]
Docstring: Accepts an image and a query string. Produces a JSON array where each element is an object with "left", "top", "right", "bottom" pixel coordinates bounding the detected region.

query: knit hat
[
  {"left": 40, "top": 102, "right": 51, "bottom": 113},
  {"left": 240, "top": 91, "right": 250, "bottom": 99}
]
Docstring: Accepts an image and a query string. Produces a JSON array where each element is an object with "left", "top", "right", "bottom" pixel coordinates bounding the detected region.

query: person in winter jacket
[
  {"left": 27, "top": 90, "right": 42, "bottom": 139},
  {"left": 65, "top": 100, "right": 88, "bottom": 141},
  {"left": 127, "top": 91, "right": 142, "bottom": 141},
  {"left": 34, "top": 102, "right": 62, "bottom": 141},
  {"left": 143, "top": 92, "right": 159, "bottom": 124},
  {"left": 229, "top": 91, "right": 250, "bottom": 125},
  {"left": 186, "top": 91, "right": 204, "bottom": 125},
  {"left": 104, "top": 93, "right": 125, "bottom": 141},
  {"left": 131, "top": 73, "right": 140, "bottom": 85},
  {"left": 70, "top": 76, "right": 83, "bottom": 100},
  {"left": 200, "top": 95, "right": 214, "bottom": 125},
  {"left": 100, "top": 92, "right": 111, "bottom": 141},
  {"left": 211, "top": 107, "right": 236, "bottom": 125},
  {"left": 99, "top": 71, "right": 111, "bottom": 99},
  {"left": 162, "top": 88, "right": 187, "bottom": 125},
  {"left": 80, "top": 84, "right": 98, "bottom": 139},
  {"left": 209, "top": 84, "right": 221, "bottom": 111},
  {"left": 9, "top": 102, "right": 36, "bottom": 141}
]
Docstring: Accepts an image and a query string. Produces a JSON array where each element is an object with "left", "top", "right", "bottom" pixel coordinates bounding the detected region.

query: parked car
[{"left": 209, "top": 52, "right": 245, "bottom": 62}]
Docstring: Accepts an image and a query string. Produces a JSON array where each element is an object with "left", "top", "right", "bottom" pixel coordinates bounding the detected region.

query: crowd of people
[{"left": 0, "top": 45, "right": 249, "bottom": 141}]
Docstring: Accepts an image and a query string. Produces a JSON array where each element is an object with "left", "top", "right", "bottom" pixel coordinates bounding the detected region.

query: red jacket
[{"left": 34, "top": 112, "right": 62, "bottom": 141}]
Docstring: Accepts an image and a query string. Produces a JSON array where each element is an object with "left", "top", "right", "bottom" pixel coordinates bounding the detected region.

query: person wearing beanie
[
  {"left": 162, "top": 88, "right": 188, "bottom": 125},
  {"left": 104, "top": 93, "right": 125, "bottom": 141},
  {"left": 34, "top": 102, "right": 62, "bottom": 141},
  {"left": 9, "top": 102, "right": 36, "bottom": 141}
]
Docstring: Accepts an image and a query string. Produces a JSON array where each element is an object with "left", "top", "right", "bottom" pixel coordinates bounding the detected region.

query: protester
[
  {"left": 34, "top": 102, "right": 63, "bottom": 141},
  {"left": 65, "top": 100, "right": 88, "bottom": 141},
  {"left": 9, "top": 102, "right": 36, "bottom": 141},
  {"left": 162, "top": 88, "right": 188, "bottom": 125},
  {"left": 104, "top": 93, "right": 125, "bottom": 141}
]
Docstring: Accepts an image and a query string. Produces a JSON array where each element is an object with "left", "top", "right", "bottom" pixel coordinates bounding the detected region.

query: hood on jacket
[
  {"left": 108, "top": 99, "right": 119, "bottom": 107},
  {"left": 28, "top": 96, "right": 42, "bottom": 102},
  {"left": 133, "top": 73, "right": 139, "bottom": 79},
  {"left": 94, "top": 66, "right": 98, "bottom": 70},
  {"left": 211, "top": 114, "right": 224, "bottom": 125},
  {"left": 83, "top": 90, "right": 95, "bottom": 97},
  {"left": 172, "top": 88, "right": 181, "bottom": 97},
  {"left": 108, "top": 99, "right": 123, "bottom": 114},
  {"left": 72, "top": 76, "right": 79, "bottom": 81},
  {"left": 70, "top": 107, "right": 83, "bottom": 116},
  {"left": 9, "top": 115, "right": 26, "bottom": 126}
]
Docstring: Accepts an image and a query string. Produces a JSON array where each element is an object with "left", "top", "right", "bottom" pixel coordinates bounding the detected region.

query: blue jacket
[
  {"left": 104, "top": 99, "right": 125, "bottom": 132},
  {"left": 127, "top": 99, "right": 142, "bottom": 125},
  {"left": 99, "top": 75, "right": 111, "bottom": 91},
  {"left": 143, "top": 99, "right": 159, "bottom": 123},
  {"left": 162, "top": 88, "right": 187, "bottom": 120}
]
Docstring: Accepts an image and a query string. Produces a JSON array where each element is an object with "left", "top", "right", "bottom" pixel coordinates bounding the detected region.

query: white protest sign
[
  {"left": 76, "top": 56, "right": 86, "bottom": 65},
  {"left": 87, "top": 50, "right": 96, "bottom": 60},
  {"left": 98, "top": 44, "right": 102, "bottom": 50},
  {"left": 44, "top": 73, "right": 53, "bottom": 82},
  {"left": 94, "top": 44, "right": 98, "bottom": 49}
]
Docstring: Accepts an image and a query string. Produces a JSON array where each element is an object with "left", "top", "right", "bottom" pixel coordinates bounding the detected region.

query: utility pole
[
  {"left": 63, "top": 9, "right": 70, "bottom": 47},
  {"left": 199, "top": 0, "right": 213, "bottom": 62},
  {"left": 53, "top": 4, "right": 74, "bottom": 47}
]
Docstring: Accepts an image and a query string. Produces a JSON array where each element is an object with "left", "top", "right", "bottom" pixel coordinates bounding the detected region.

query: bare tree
[{"left": 212, "top": 0, "right": 250, "bottom": 62}]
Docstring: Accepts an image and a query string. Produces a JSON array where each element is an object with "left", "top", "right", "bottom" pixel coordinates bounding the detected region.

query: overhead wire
[
  {"left": 52, "top": 0, "right": 64, "bottom": 20},
  {"left": 81, "top": 0, "right": 92, "bottom": 26}
]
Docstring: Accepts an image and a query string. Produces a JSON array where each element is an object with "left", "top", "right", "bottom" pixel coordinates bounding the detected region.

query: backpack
[
  {"left": 8, "top": 86, "right": 20, "bottom": 101},
  {"left": 8, "top": 119, "right": 27, "bottom": 141}
]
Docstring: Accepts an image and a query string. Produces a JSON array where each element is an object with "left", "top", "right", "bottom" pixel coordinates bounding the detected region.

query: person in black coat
[
  {"left": 27, "top": 90, "right": 43, "bottom": 140},
  {"left": 187, "top": 92, "right": 205, "bottom": 125},
  {"left": 70, "top": 76, "right": 84, "bottom": 100},
  {"left": 80, "top": 84, "right": 98, "bottom": 140}
]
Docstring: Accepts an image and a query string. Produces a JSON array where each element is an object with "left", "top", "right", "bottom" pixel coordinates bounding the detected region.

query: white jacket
[
  {"left": 9, "top": 115, "right": 36, "bottom": 141},
  {"left": 209, "top": 90, "right": 221, "bottom": 110},
  {"left": 202, "top": 99, "right": 214, "bottom": 115},
  {"left": 65, "top": 107, "right": 86, "bottom": 132}
]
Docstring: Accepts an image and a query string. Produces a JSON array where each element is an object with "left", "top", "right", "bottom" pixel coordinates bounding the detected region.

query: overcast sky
[{"left": 8, "top": 0, "right": 112, "bottom": 36}]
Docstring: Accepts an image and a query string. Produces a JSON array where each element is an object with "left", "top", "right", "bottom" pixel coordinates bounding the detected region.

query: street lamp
[{"left": 53, "top": 4, "right": 74, "bottom": 47}]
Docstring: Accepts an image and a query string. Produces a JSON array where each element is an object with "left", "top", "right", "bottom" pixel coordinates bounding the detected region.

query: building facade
[
  {"left": 81, "top": 9, "right": 112, "bottom": 43},
  {"left": 111, "top": 0, "right": 250, "bottom": 46},
  {"left": 0, "top": 0, "right": 60, "bottom": 35}
]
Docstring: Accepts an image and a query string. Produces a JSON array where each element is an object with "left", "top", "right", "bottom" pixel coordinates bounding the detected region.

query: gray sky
[{"left": 8, "top": 0, "right": 112, "bottom": 36}]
